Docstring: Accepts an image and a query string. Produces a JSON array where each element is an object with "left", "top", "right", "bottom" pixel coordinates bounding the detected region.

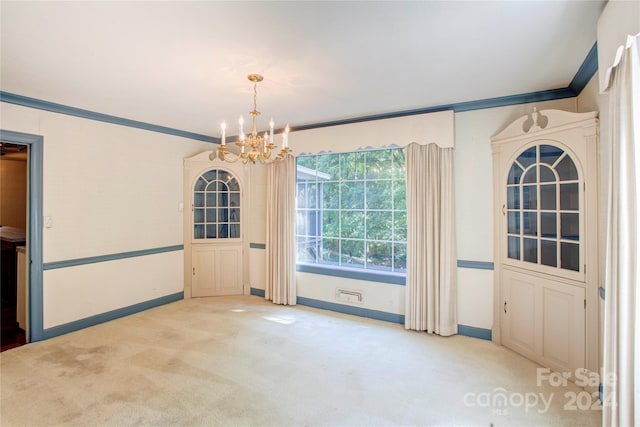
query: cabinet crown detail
[{"left": 492, "top": 109, "right": 598, "bottom": 143}]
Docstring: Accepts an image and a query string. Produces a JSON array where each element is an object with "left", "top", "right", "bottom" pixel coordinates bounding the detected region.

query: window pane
[
  {"left": 507, "top": 186, "right": 520, "bottom": 209},
  {"left": 540, "top": 184, "right": 556, "bottom": 210},
  {"left": 218, "top": 192, "right": 228, "bottom": 207},
  {"left": 202, "top": 170, "right": 216, "bottom": 182},
  {"left": 560, "top": 183, "right": 579, "bottom": 211},
  {"left": 508, "top": 211, "right": 520, "bottom": 234},
  {"left": 394, "top": 243, "right": 407, "bottom": 272},
  {"left": 195, "top": 177, "right": 207, "bottom": 191},
  {"left": 218, "top": 208, "right": 228, "bottom": 222},
  {"left": 523, "top": 166, "right": 537, "bottom": 184},
  {"left": 340, "top": 181, "right": 364, "bottom": 209},
  {"left": 229, "top": 193, "right": 240, "bottom": 207},
  {"left": 297, "top": 211, "right": 318, "bottom": 236},
  {"left": 194, "top": 224, "right": 204, "bottom": 239},
  {"left": 523, "top": 185, "right": 537, "bottom": 209},
  {"left": 194, "top": 208, "right": 204, "bottom": 223},
  {"left": 366, "top": 181, "right": 393, "bottom": 210},
  {"left": 194, "top": 193, "right": 205, "bottom": 208},
  {"left": 322, "top": 210, "right": 339, "bottom": 238},
  {"left": 366, "top": 150, "right": 393, "bottom": 180},
  {"left": 341, "top": 239, "right": 365, "bottom": 267},
  {"left": 394, "top": 212, "right": 407, "bottom": 242},
  {"left": 539, "top": 145, "right": 564, "bottom": 166},
  {"left": 322, "top": 182, "right": 340, "bottom": 209},
  {"left": 392, "top": 149, "right": 405, "bottom": 180},
  {"left": 217, "top": 182, "right": 229, "bottom": 192},
  {"left": 556, "top": 155, "right": 578, "bottom": 181},
  {"left": 508, "top": 236, "right": 520, "bottom": 259},
  {"left": 366, "top": 211, "right": 392, "bottom": 241},
  {"left": 561, "top": 242, "right": 579, "bottom": 271},
  {"left": 541, "top": 240, "right": 557, "bottom": 267},
  {"left": 229, "top": 208, "right": 240, "bottom": 223},
  {"left": 217, "top": 170, "right": 230, "bottom": 183},
  {"left": 523, "top": 238, "right": 537, "bottom": 263},
  {"left": 367, "top": 241, "right": 392, "bottom": 270},
  {"left": 540, "top": 213, "right": 556, "bottom": 238},
  {"left": 539, "top": 165, "right": 556, "bottom": 183},
  {"left": 316, "top": 155, "right": 340, "bottom": 179},
  {"left": 561, "top": 213, "right": 579, "bottom": 241},
  {"left": 206, "top": 224, "right": 217, "bottom": 239},
  {"left": 206, "top": 208, "right": 216, "bottom": 223},
  {"left": 217, "top": 224, "right": 228, "bottom": 239},
  {"left": 393, "top": 179, "right": 406, "bottom": 210},
  {"left": 227, "top": 178, "right": 239, "bottom": 191},
  {"left": 507, "top": 163, "right": 523, "bottom": 185},
  {"left": 341, "top": 211, "right": 364, "bottom": 239},
  {"left": 523, "top": 212, "right": 537, "bottom": 236},
  {"left": 517, "top": 146, "right": 537, "bottom": 168},
  {"left": 297, "top": 237, "right": 318, "bottom": 263},
  {"left": 206, "top": 192, "right": 216, "bottom": 207},
  {"left": 229, "top": 224, "right": 240, "bottom": 238},
  {"left": 340, "top": 152, "right": 365, "bottom": 180},
  {"left": 321, "top": 238, "right": 340, "bottom": 264},
  {"left": 297, "top": 156, "right": 316, "bottom": 171}
]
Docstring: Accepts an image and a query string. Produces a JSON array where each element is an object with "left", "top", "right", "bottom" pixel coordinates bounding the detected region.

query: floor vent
[{"left": 335, "top": 288, "right": 363, "bottom": 304}]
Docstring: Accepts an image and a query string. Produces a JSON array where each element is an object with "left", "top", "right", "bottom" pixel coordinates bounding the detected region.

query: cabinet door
[
  {"left": 192, "top": 245, "right": 243, "bottom": 297},
  {"left": 502, "top": 268, "right": 585, "bottom": 374}
]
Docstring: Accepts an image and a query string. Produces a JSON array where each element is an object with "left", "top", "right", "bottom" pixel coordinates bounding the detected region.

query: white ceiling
[{"left": 1, "top": 1, "right": 606, "bottom": 137}]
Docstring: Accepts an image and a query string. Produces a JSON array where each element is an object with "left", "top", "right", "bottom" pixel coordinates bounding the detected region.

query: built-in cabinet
[
  {"left": 183, "top": 151, "right": 248, "bottom": 298},
  {"left": 492, "top": 110, "right": 599, "bottom": 380}
]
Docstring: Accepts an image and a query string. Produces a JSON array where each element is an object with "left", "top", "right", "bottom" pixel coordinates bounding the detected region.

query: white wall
[{"left": 0, "top": 102, "right": 213, "bottom": 328}]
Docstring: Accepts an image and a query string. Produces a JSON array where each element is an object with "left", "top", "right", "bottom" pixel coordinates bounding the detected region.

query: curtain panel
[
  {"left": 603, "top": 33, "right": 639, "bottom": 426},
  {"left": 404, "top": 142, "right": 457, "bottom": 335},
  {"left": 265, "top": 155, "right": 297, "bottom": 305}
]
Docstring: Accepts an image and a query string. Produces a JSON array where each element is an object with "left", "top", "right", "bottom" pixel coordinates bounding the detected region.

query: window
[
  {"left": 506, "top": 144, "right": 580, "bottom": 271},
  {"left": 193, "top": 169, "right": 240, "bottom": 240},
  {"left": 296, "top": 148, "right": 406, "bottom": 275}
]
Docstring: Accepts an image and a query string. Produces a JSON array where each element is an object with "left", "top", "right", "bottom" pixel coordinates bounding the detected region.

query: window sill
[{"left": 296, "top": 263, "right": 406, "bottom": 285}]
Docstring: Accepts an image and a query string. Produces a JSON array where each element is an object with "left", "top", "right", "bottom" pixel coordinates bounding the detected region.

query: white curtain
[
  {"left": 265, "top": 155, "right": 297, "bottom": 305},
  {"left": 603, "top": 33, "right": 640, "bottom": 426},
  {"left": 404, "top": 142, "right": 457, "bottom": 335}
]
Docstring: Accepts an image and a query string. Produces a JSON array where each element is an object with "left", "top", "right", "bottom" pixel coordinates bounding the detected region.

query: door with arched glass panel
[
  {"left": 492, "top": 110, "right": 599, "bottom": 381},
  {"left": 191, "top": 168, "right": 243, "bottom": 297}
]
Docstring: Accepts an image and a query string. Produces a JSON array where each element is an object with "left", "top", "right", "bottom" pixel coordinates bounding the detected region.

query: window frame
[{"left": 295, "top": 147, "right": 407, "bottom": 285}]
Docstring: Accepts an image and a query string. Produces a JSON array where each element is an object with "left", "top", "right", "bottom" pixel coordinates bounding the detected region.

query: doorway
[{"left": 1, "top": 142, "right": 28, "bottom": 350}]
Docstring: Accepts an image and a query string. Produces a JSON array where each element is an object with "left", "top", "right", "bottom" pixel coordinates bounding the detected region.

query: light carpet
[{"left": 0, "top": 296, "right": 601, "bottom": 426}]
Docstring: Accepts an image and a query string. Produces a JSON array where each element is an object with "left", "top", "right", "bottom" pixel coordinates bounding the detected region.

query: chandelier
[{"left": 216, "top": 74, "right": 291, "bottom": 164}]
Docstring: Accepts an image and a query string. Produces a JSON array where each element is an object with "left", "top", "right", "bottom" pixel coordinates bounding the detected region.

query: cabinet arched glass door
[
  {"left": 193, "top": 169, "right": 241, "bottom": 241},
  {"left": 505, "top": 143, "right": 581, "bottom": 275}
]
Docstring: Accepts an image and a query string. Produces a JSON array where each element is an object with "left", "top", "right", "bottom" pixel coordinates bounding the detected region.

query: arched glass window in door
[
  {"left": 193, "top": 169, "right": 240, "bottom": 240},
  {"left": 506, "top": 144, "right": 580, "bottom": 271}
]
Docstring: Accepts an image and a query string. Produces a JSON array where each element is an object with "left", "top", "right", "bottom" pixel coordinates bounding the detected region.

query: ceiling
[{"left": 1, "top": 1, "right": 606, "bottom": 137}]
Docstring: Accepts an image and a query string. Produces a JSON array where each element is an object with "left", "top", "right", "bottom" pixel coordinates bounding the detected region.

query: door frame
[
  {"left": 491, "top": 110, "right": 599, "bottom": 379},
  {"left": 0, "top": 129, "right": 43, "bottom": 342},
  {"left": 182, "top": 150, "right": 249, "bottom": 298}
]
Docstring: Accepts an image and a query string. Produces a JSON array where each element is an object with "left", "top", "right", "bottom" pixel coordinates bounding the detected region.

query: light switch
[{"left": 44, "top": 216, "right": 53, "bottom": 228}]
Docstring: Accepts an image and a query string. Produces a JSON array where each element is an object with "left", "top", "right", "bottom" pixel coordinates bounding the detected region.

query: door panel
[
  {"left": 192, "top": 245, "right": 243, "bottom": 297},
  {"left": 502, "top": 268, "right": 585, "bottom": 374}
]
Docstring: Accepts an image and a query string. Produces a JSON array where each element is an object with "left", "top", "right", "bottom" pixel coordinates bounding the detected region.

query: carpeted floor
[{"left": 0, "top": 296, "right": 601, "bottom": 426}]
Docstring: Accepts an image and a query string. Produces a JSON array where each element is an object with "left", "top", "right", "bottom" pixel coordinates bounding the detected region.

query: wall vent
[{"left": 335, "top": 288, "right": 363, "bottom": 304}]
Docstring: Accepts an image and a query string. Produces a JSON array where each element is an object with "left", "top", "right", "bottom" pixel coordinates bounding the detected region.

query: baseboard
[
  {"left": 457, "top": 324, "right": 492, "bottom": 341},
  {"left": 296, "top": 296, "right": 405, "bottom": 324},
  {"left": 41, "top": 292, "right": 184, "bottom": 340}
]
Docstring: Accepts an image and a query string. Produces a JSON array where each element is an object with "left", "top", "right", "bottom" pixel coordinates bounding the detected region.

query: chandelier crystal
[{"left": 216, "top": 74, "right": 291, "bottom": 164}]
